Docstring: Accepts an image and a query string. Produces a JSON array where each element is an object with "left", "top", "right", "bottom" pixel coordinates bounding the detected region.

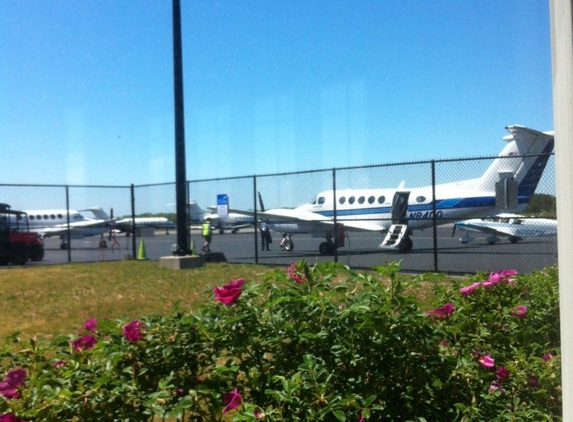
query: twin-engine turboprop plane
[
  {"left": 235, "top": 125, "right": 554, "bottom": 254},
  {"left": 454, "top": 213, "right": 557, "bottom": 245},
  {"left": 186, "top": 201, "right": 255, "bottom": 234}
]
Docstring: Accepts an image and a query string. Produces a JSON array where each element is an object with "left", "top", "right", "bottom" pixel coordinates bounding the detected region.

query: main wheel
[
  {"left": 283, "top": 239, "right": 294, "bottom": 251},
  {"left": 398, "top": 237, "right": 413, "bottom": 253}
]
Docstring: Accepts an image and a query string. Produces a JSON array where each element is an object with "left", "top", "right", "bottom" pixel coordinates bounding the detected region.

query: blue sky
[{"left": 0, "top": 1, "right": 553, "bottom": 208}]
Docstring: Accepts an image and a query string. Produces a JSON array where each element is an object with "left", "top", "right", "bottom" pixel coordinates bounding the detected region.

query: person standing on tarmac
[
  {"left": 259, "top": 219, "right": 272, "bottom": 251},
  {"left": 202, "top": 217, "right": 213, "bottom": 252}
]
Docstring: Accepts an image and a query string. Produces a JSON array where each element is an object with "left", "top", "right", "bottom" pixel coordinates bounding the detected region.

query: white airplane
[
  {"left": 234, "top": 125, "right": 554, "bottom": 254},
  {"left": 18, "top": 207, "right": 175, "bottom": 249},
  {"left": 187, "top": 201, "right": 255, "bottom": 234},
  {"left": 454, "top": 213, "right": 557, "bottom": 244},
  {"left": 14, "top": 207, "right": 112, "bottom": 249}
]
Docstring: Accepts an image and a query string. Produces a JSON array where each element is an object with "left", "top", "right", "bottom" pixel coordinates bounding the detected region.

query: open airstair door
[{"left": 379, "top": 191, "right": 413, "bottom": 252}]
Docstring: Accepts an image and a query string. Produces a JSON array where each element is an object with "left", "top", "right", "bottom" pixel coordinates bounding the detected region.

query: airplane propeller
[{"left": 257, "top": 191, "right": 266, "bottom": 212}]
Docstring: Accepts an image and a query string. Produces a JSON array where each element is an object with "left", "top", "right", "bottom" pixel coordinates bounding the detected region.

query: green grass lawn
[{"left": 0, "top": 261, "right": 279, "bottom": 343}]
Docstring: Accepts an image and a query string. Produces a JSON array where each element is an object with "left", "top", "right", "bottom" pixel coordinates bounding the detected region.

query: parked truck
[{"left": 0, "top": 203, "right": 44, "bottom": 265}]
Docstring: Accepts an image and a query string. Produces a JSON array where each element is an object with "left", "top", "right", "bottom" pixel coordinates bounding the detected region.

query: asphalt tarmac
[{"left": 24, "top": 226, "right": 558, "bottom": 275}]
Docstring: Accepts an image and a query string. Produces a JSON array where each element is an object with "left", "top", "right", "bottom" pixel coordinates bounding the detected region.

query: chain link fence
[{"left": 0, "top": 152, "right": 556, "bottom": 274}]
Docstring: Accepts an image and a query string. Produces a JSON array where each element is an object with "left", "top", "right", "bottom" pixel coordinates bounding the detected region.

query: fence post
[
  {"left": 431, "top": 160, "right": 438, "bottom": 272},
  {"left": 65, "top": 185, "right": 71, "bottom": 263},
  {"left": 332, "top": 168, "right": 338, "bottom": 263},
  {"left": 130, "top": 184, "right": 136, "bottom": 257},
  {"left": 253, "top": 176, "right": 259, "bottom": 264}
]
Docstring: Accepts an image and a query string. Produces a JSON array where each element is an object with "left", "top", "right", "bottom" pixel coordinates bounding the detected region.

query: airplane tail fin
[
  {"left": 82, "top": 206, "right": 111, "bottom": 220},
  {"left": 187, "top": 201, "right": 206, "bottom": 222},
  {"left": 476, "top": 125, "right": 554, "bottom": 197}
]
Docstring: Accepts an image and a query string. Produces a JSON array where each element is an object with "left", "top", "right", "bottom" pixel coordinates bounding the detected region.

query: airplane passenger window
[
  {"left": 29, "top": 215, "right": 35, "bottom": 220},
  {"left": 50, "top": 214, "right": 56, "bottom": 219},
  {"left": 416, "top": 196, "right": 425, "bottom": 203},
  {"left": 349, "top": 196, "right": 355, "bottom": 204},
  {"left": 378, "top": 196, "right": 385, "bottom": 204},
  {"left": 58, "top": 214, "right": 63, "bottom": 219},
  {"left": 339, "top": 197, "right": 346, "bottom": 205},
  {"left": 368, "top": 196, "right": 375, "bottom": 204},
  {"left": 43, "top": 214, "right": 49, "bottom": 219},
  {"left": 358, "top": 196, "right": 365, "bottom": 204}
]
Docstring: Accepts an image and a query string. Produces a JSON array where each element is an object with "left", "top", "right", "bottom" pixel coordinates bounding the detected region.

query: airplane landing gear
[
  {"left": 319, "top": 240, "right": 336, "bottom": 255},
  {"left": 398, "top": 237, "right": 413, "bottom": 253},
  {"left": 280, "top": 233, "right": 294, "bottom": 251}
]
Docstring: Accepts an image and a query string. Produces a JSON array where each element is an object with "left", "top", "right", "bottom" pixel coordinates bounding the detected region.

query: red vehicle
[{"left": 0, "top": 203, "right": 44, "bottom": 265}]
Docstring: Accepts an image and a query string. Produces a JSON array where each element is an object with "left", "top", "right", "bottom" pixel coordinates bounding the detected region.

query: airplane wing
[
  {"left": 230, "top": 208, "right": 385, "bottom": 232},
  {"left": 40, "top": 219, "right": 112, "bottom": 237},
  {"left": 454, "top": 220, "right": 516, "bottom": 238}
]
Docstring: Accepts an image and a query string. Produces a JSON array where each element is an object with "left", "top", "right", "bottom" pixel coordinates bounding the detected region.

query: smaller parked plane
[
  {"left": 19, "top": 207, "right": 175, "bottom": 249},
  {"left": 187, "top": 201, "right": 254, "bottom": 234},
  {"left": 454, "top": 213, "right": 557, "bottom": 244}
]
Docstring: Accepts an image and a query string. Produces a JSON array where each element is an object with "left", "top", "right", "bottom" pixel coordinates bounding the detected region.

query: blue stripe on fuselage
[{"left": 311, "top": 194, "right": 531, "bottom": 219}]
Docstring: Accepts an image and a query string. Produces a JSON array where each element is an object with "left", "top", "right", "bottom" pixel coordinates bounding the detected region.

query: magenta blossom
[
  {"left": 460, "top": 281, "right": 482, "bottom": 296},
  {"left": 489, "top": 269, "right": 518, "bottom": 284},
  {"left": 223, "top": 388, "right": 242, "bottom": 414},
  {"left": 123, "top": 320, "right": 144, "bottom": 342},
  {"left": 52, "top": 360, "right": 67, "bottom": 368},
  {"left": 511, "top": 305, "right": 528, "bottom": 318},
  {"left": 81, "top": 317, "right": 98, "bottom": 333},
  {"left": 71, "top": 335, "right": 97, "bottom": 352},
  {"left": 427, "top": 302, "right": 455, "bottom": 319},
  {"left": 287, "top": 263, "right": 306, "bottom": 284},
  {"left": 543, "top": 352, "right": 555, "bottom": 362},
  {"left": 478, "top": 354, "right": 495, "bottom": 368},
  {"left": 488, "top": 381, "right": 502, "bottom": 393},
  {"left": 0, "top": 413, "right": 25, "bottom": 422},
  {"left": 213, "top": 278, "right": 246, "bottom": 305},
  {"left": 495, "top": 366, "right": 510, "bottom": 382},
  {"left": 0, "top": 368, "right": 26, "bottom": 399}
]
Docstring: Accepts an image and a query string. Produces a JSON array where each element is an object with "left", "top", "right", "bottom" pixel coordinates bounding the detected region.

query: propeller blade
[{"left": 258, "top": 191, "right": 266, "bottom": 212}]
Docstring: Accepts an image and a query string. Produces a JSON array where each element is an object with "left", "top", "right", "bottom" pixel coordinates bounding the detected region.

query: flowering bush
[{"left": 0, "top": 261, "right": 561, "bottom": 421}]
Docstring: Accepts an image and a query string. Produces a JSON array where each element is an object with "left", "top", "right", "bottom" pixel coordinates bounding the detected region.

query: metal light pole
[{"left": 172, "top": 0, "right": 189, "bottom": 255}]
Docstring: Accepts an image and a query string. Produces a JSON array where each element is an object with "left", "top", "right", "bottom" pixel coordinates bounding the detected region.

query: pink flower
[
  {"left": 0, "top": 369, "right": 26, "bottom": 399},
  {"left": 71, "top": 335, "right": 97, "bottom": 352},
  {"left": 123, "top": 320, "right": 144, "bottom": 342},
  {"left": 543, "top": 352, "right": 554, "bottom": 361},
  {"left": 511, "top": 305, "right": 528, "bottom": 318},
  {"left": 287, "top": 263, "right": 306, "bottom": 284},
  {"left": 0, "top": 413, "right": 25, "bottom": 422},
  {"left": 460, "top": 282, "right": 482, "bottom": 296},
  {"left": 488, "top": 381, "right": 502, "bottom": 392},
  {"left": 81, "top": 317, "right": 98, "bottom": 333},
  {"left": 213, "top": 278, "right": 246, "bottom": 305},
  {"left": 478, "top": 354, "right": 495, "bottom": 368},
  {"left": 489, "top": 269, "right": 518, "bottom": 284},
  {"left": 495, "top": 366, "right": 510, "bottom": 382},
  {"left": 52, "top": 360, "right": 67, "bottom": 368},
  {"left": 223, "top": 388, "right": 242, "bottom": 414},
  {"left": 427, "top": 302, "right": 455, "bottom": 318}
]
